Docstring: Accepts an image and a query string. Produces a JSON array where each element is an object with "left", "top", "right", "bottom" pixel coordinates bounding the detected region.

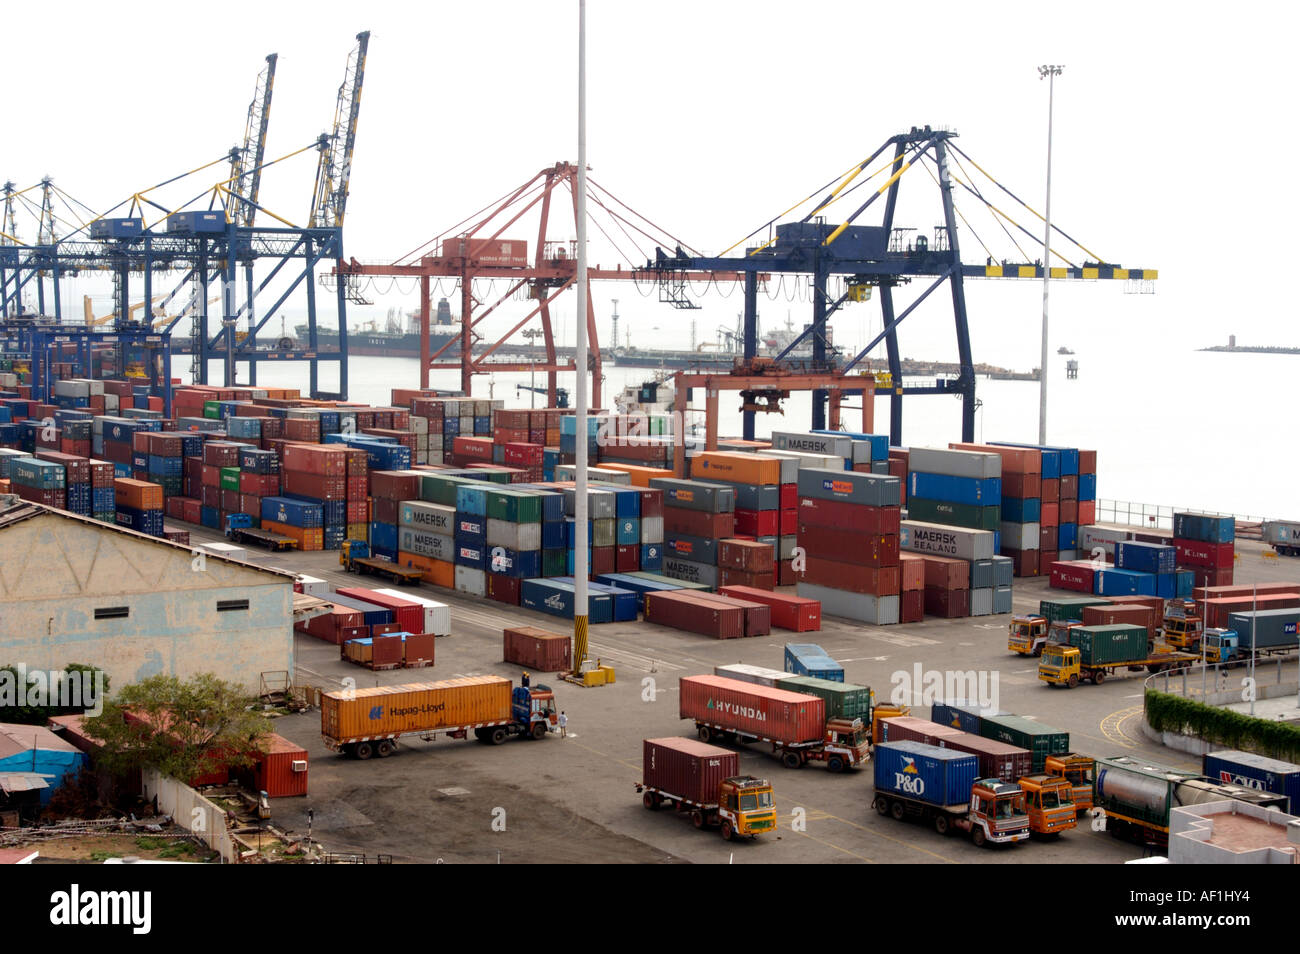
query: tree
[{"left": 83, "top": 673, "right": 273, "bottom": 785}]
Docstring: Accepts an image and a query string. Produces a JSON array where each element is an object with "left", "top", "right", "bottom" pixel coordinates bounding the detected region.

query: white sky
[{"left": 3, "top": 1, "right": 1295, "bottom": 368}]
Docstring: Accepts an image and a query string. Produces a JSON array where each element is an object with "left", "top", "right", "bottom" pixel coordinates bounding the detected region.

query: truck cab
[
  {"left": 510, "top": 683, "right": 558, "bottom": 739},
  {"left": 871, "top": 703, "right": 910, "bottom": 744},
  {"left": 341, "top": 539, "right": 370, "bottom": 565},
  {"left": 1045, "top": 753, "right": 1095, "bottom": 814},
  {"left": 717, "top": 776, "right": 778, "bottom": 838},
  {"left": 961, "top": 778, "right": 1031, "bottom": 846},
  {"left": 225, "top": 513, "right": 254, "bottom": 535},
  {"left": 1038, "top": 645, "right": 1081, "bottom": 687},
  {"left": 822, "top": 717, "right": 872, "bottom": 771},
  {"left": 1162, "top": 614, "right": 1203, "bottom": 651},
  {"left": 1009, "top": 615, "right": 1048, "bottom": 655},
  {"left": 1017, "top": 774, "right": 1078, "bottom": 835},
  {"left": 1203, "top": 628, "right": 1238, "bottom": 663}
]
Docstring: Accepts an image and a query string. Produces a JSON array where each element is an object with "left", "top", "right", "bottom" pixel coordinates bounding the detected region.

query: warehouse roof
[{"left": 0, "top": 500, "right": 295, "bottom": 581}]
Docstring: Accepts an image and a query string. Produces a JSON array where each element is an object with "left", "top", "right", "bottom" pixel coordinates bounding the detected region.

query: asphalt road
[{"left": 190, "top": 525, "right": 1297, "bottom": 864}]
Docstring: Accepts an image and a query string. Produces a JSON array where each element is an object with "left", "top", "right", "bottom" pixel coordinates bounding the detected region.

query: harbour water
[{"left": 192, "top": 346, "right": 1298, "bottom": 522}]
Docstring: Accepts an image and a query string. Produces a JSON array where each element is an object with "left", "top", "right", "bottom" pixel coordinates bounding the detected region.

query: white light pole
[
  {"left": 573, "top": 0, "right": 590, "bottom": 671},
  {"left": 1037, "top": 64, "right": 1063, "bottom": 446}
]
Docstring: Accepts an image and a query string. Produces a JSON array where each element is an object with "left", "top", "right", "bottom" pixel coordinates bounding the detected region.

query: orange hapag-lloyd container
[
  {"left": 690, "top": 451, "right": 781, "bottom": 486},
  {"left": 321, "top": 675, "right": 513, "bottom": 745}
]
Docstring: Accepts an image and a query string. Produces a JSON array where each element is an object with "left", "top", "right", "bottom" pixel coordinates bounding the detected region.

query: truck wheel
[
  {"left": 1067, "top": 675, "right": 1078, "bottom": 688},
  {"left": 692, "top": 811, "right": 706, "bottom": 830},
  {"left": 827, "top": 756, "right": 846, "bottom": 773},
  {"left": 698, "top": 726, "right": 712, "bottom": 743},
  {"left": 934, "top": 814, "right": 951, "bottom": 836},
  {"left": 489, "top": 726, "right": 508, "bottom": 746},
  {"left": 782, "top": 751, "right": 803, "bottom": 770},
  {"left": 376, "top": 740, "right": 395, "bottom": 758},
  {"left": 720, "top": 821, "right": 735, "bottom": 841},
  {"left": 473, "top": 728, "right": 487, "bottom": 742},
  {"left": 1093, "top": 670, "right": 1106, "bottom": 685},
  {"left": 972, "top": 827, "right": 987, "bottom": 848},
  {"left": 890, "top": 800, "right": 905, "bottom": 821},
  {"left": 354, "top": 741, "right": 374, "bottom": 760},
  {"left": 875, "top": 796, "right": 890, "bottom": 816},
  {"left": 643, "top": 792, "right": 659, "bottom": 810},
  {"left": 530, "top": 721, "right": 548, "bottom": 740}
]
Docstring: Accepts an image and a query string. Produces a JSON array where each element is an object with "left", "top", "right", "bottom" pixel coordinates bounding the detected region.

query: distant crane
[{"left": 311, "top": 31, "right": 369, "bottom": 231}]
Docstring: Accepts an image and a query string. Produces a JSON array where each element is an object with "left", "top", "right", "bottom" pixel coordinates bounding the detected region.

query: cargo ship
[{"left": 297, "top": 300, "right": 462, "bottom": 358}]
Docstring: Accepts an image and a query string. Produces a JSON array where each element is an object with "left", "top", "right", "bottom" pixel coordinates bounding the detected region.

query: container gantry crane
[{"left": 647, "top": 125, "right": 1157, "bottom": 444}]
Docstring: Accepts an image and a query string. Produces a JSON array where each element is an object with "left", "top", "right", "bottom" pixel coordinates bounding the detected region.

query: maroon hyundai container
[
  {"left": 645, "top": 592, "right": 745, "bottom": 638},
  {"left": 679, "top": 675, "right": 826, "bottom": 744},
  {"left": 643, "top": 738, "right": 739, "bottom": 805}
]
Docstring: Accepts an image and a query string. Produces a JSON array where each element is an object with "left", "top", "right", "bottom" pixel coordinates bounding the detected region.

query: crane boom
[
  {"left": 310, "top": 31, "right": 369, "bottom": 229},
  {"left": 229, "top": 53, "right": 278, "bottom": 228}
]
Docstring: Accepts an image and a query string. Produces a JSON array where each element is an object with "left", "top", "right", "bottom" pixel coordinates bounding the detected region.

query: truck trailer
[
  {"left": 1038, "top": 624, "right": 1196, "bottom": 687},
  {"left": 637, "top": 738, "right": 778, "bottom": 840}
]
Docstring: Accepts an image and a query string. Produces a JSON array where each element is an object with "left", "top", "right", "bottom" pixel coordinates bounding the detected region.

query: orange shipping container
[
  {"left": 263, "top": 519, "right": 324, "bottom": 552},
  {"left": 690, "top": 452, "right": 781, "bottom": 486},
  {"left": 321, "top": 676, "right": 513, "bottom": 744},
  {"left": 397, "top": 552, "right": 456, "bottom": 588},
  {"left": 594, "top": 463, "right": 674, "bottom": 487},
  {"left": 114, "top": 477, "right": 163, "bottom": 511}
]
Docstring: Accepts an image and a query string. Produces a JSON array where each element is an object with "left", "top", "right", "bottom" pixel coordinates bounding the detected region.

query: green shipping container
[
  {"left": 978, "top": 714, "right": 1069, "bottom": 773},
  {"left": 776, "top": 675, "right": 873, "bottom": 723},
  {"left": 203, "top": 400, "right": 221, "bottom": 419},
  {"left": 486, "top": 488, "right": 543, "bottom": 523},
  {"left": 542, "top": 548, "right": 568, "bottom": 577},
  {"left": 220, "top": 466, "right": 241, "bottom": 492},
  {"left": 420, "top": 473, "right": 475, "bottom": 506},
  {"left": 1038, "top": 596, "right": 1110, "bottom": 623},
  {"left": 906, "top": 497, "right": 1001, "bottom": 531},
  {"left": 1070, "top": 624, "right": 1148, "bottom": 665}
]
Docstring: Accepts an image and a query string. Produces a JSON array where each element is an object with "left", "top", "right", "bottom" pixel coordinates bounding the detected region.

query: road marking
[
  {"left": 869, "top": 632, "right": 940, "bottom": 647},
  {"left": 1100, "top": 706, "right": 1144, "bottom": 749},
  {"left": 588, "top": 641, "right": 685, "bottom": 672}
]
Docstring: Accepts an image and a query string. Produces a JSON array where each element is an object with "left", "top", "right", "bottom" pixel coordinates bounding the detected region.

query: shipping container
[
  {"left": 1201, "top": 750, "right": 1300, "bottom": 812},
  {"left": 503, "top": 626, "right": 572, "bottom": 672},
  {"left": 689, "top": 592, "right": 772, "bottom": 636},
  {"left": 1225, "top": 609, "right": 1300, "bottom": 650},
  {"left": 979, "top": 714, "right": 1069, "bottom": 773},
  {"left": 645, "top": 591, "right": 745, "bottom": 638},
  {"left": 879, "top": 717, "right": 1032, "bottom": 782},
  {"left": 680, "top": 675, "right": 826, "bottom": 745},
  {"left": 368, "top": 588, "right": 452, "bottom": 636},
  {"left": 874, "top": 741, "right": 981, "bottom": 808},
  {"left": 797, "top": 497, "right": 900, "bottom": 534},
  {"left": 718, "top": 585, "right": 821, "bottom": 632},
  {"left": 900, "top": 520, "right": 995, "bottom": 561},
  {"left": 1068, "top": 624, "right": 1149, "bottom": 665},
  {"left": 795, "top": 583, "right": 899, "bottom": 625},
  {"left": 1080, "top": 603, "right": 1159, "bottom": 639},
  {"left": 321, "top": 675, "right": 513, "bottom": 745},
  {"left": 643, "top": 738, "right": 741, "bottom": 806},
  {"left": 784, "top": 643, "right": 844, "bottom": 681},
  {"left": 714, "top": 663, "right": 789, "bottom": 687},
  {"left": 797, "top": 468, "right": 899, "bottom": 507},
  {"left": 775, "top": 675, "right": 871, "bottom": 723},
  {"left": 1038, "top": 596, "right": 1111, "bottom": 622}
]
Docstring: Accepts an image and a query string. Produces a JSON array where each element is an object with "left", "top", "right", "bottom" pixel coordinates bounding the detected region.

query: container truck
[
  {"left": 1202, "top": 628, "right": 1240, "bottom": 664},
  {"left": 1160, "top": 613, "right": 1203, "bottom": 651},
  {"left": 1010, "top": 615, "right": 1081, "bottom": 656},
  {"left": 1038, "top": 624, "right": 1196, "bottom": 687},
  {"left": 1094, "top": 754, "right": 1290, "bottom": 848},
  {"left": 1202, "top": 750, "right": 1300, "bottom": 812},
  {"left": 320, "top": 675, "right": 557, "bottom": 759},
  {"left": 1016, "top": 774, "right": 1078, "bottom": 836},
  {"left": 339, "top": 539, "right": 425, "bottom": 586},
  {"left": 636, "top": 738, "right": 778, "bottom": 840},
  {"left": 1225, "top": 609, "right": 1300, "bottom": 656},
  {"left": 224, "top": 513, "right": 297, "bottom": 551},
  {"left": 1261, "top": 518, "right": 1300, "bottom": 556},
  {"left": 872, "top": 741, "right": 1031, "bottom": 847},
  {"left": 1045, "top": 753, "right": 1096, "bottom": 815},
  {"left": 680, "top": 675, "right": 870, "bottom": 771},
  {"left": 878, "top": 716, "right": 1033, "bottom": 782}
]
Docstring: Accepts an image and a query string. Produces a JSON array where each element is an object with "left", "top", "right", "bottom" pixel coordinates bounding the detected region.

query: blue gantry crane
[{"left": 647, "top": 125, "right": 1156, "bottom": 443}]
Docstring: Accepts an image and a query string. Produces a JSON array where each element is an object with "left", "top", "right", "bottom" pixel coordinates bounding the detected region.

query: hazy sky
[{"left": 3, "top": 1, "right": 1294, "bottom": 369}]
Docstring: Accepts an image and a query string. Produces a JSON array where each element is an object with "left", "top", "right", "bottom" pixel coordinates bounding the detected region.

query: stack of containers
[
  {"left": 906, "top": 447, "right": 1002, "bottom": 538},
  {"left": 921, "top": 554, "right": 972, "bottom": 618},
  {"left": 236, "top": 448, "right": 280, "bottom": 529},
  {"left": 35, "top": 452, "right": 91, "bottom": 517},
  {"left": 559, "top": 414, "right": 600, "bottom": 466},
  {"left": 282, "top": 443, "right": 349, "bottom": 551},
  {"left": 898, "top": 553, "right": 926, "bottom": 622},
  {"left": 410, "top": 397, "right": 445, "bottom": 465},
  {"left": 593, "top": 413, "right": 674, "bottom": 471},
  {"left": 136, "top": 432, "right": 184, "bottom": 500},
  {"left": 691, "top": 451, "right": 782, "bottom": 589},
  {"left": 454, "top": 478, "right": 491, "bottom": 597},
  {"left": 397, "top": 490, "right": 457, "bottom": 588},
  {"left": 369, "top": 471, "right": 422, "bottom": 563},
  {"left": 114, "top": 477, "right": 164, "bottom": 535},
  {"left": 796, "top": 468, "right": 902, "bottom": 624},
  {"left": 1173, "top": 511, "right": 1235, "bottom": 588},
  {"left": 900, "top": 519, "right": 997, "bottom": 620},
  {"left": 951, "top": 442, "right": 1041, "bottom": 577},
  {"left": 89, "top": 459, "right": 116, "bottom": 523},
  {"left": 10, "top": 457, "right": 67, "bottom": 509},
  {"left": 1114, "top": 540, "right": 1178, "bottom": 598},
  {"left": 200, "top": 441, "right": 242, "bottom": 529},
  {"left": 484, "top": 485, "right": 547, "bottom": 605},
  {"left": 650, "top": 477, "right": 736, "bottom": 590}
]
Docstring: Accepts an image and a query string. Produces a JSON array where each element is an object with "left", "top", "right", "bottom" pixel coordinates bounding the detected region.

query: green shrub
[{"left": 1145, "top": 690, "right": 1300, "bottom": 761}]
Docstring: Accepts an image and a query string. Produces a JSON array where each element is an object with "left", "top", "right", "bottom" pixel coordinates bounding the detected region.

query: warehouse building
[{"left": 0, "top": 501, "right": 295, "bottom": 694}]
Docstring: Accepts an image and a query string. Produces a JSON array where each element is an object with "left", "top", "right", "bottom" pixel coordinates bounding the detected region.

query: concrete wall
[
  {"left": 142, "top": 767, "right": 238, "bottom": 864},
  {"left": 0, "top": 513, "right": 293, "bottom": 693},
  {"left": 1169, "top": 799, "right": 1298, "bottom": 864}
]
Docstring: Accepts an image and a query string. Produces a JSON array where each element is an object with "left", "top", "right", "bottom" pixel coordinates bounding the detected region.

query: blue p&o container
[{"left": 874, "top": 741, "right": 981, "bottom": 808}]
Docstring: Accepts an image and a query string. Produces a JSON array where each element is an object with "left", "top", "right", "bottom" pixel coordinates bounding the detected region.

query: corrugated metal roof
[
  {"left": 0, "top": 501, "right": 295, "bottom": 581},
  {"left": 0, "top": 722, "right": 83, "bottom": 755},
  {"left": 0, "top": 772, "right": 52, "bottom": 793}
]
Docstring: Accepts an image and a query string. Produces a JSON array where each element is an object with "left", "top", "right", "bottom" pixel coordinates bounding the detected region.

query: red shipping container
[
  {"left": 680, "top": 675, "right": 826, "bottom": 744},
  {"left": 899, "top": 553, "right": 926, "bottom": 591},
  {"left": 734, "top": 508, "right": 778, "bottom": 537},
  {"left": 282, "top": 443, "right": 346, "bottom": 476},
  {"left": 924, "top": 585, "right": 971, "bottom": 618},
  {"left": 901, "top": 589, "right": 924, "bottom": 622},
  {"left": 1041, "top": 478, "right": 1059, "bottom": 503},
  {"left": 1040, "top": 524, "right": 1058, "bottom": 551},
  {"left": 453, "top": 436, "right": 494, "bottom": 462},
  {"left": 1081, "top": 603, "right": 1160, "bottom": 639},
  {"left": 718, "top": 568, "right": 776, "bottom": 592},
  {"left": 405, "top": 633, "right": 436, "bottom": 666},
  {"left": 780, "top": 484, "right": 797, "bottom": 509},
  {"left": 615, "top": 544, "right": 640, "bottom": 572},
  {"left": 1175, "top": 539, "right": 1235, "bottom": 569},
  {"left": 238, "top": 494, "right": 263, "bottom": 517},
  {"left": 503, "top": 626, "right": 572, "bottom": 671},
  {"left": 221, "top": 489, "right": 240, "bottom": 512},
  {"left": 664, "top": 508, "right": 735, "bottom": 538},
  {"left": 803, "top": 556, "right": 900, "bottom": 595},
  {"left": 202, "top": 442, "right": 242, "bottom": 467},
  {"left": 1049, "top": 560, "right": 1097, "bottom": 593},
  {"left": 798, "top": 524, "right": 899, "bottom": 567},
  {"left": 779, "top": 508, "right": 798, "bottom": 535},
  {"left": 1201, "top": 594, "right": 1300, "bottom": 630},
  {"left": 797, "top": 497, "right": 900, "bottom": 535},
  {"left": 370, "top": 471, "right": 422, "bottom": 501},
  {"left": 1060, "top": 499, "right": 1078, "bottom": 525},
  {"left": 778, "top": 559, "right": 796, "bottom": 586},
  {"left": 1005, "top": 548, "right": 1040, "bottom": 577},
  {"left": 1079, "top": 449, "right": 1097, "bottom": 474},
  {"left": 1001, "top": 472, "right": 1042, "bottom": 499},
  {"left": 239, "top": 472, "right": 280, "bottom": 496},
  {"left": 298, "top": 607, "right": 365, "bottom": 644},
  {"left": 242, "top": 733, "right": 308, "bottom": 798},
  {"left": 642, "top": 738, "right": 740, "bottom": 805},
  {"left": 690, "top": 592, "right": 772, "bottom": 636},
  {"left": 922, "top": 555, "right": 969, "bottom": 590},
  {"left": 645, "top": 591, "right": 745, "bottom": 638},
  {"left": 1105, "top": 595, "right": 1165, "bottom": 614},
  {"left": 718, "top": 539, "right": 775, "bottom": 573},
  {"left": 1040, "top": 501, "right": 1059, "bottom": 527},
  {"left": 347, "top": 476, "right": 369, "bottom": 501},
  {"left": 719, "top": 585, "right": 821, "bottom": 632},
  {"left": 1194, "top": 582, "right": 1299, "bottom": 601},
  {"left": 283, "top": 471, "right": 347, "bottom": 500},
  {"left": 1041, "top": 549, "right": 1059, "bottom": 568},
  {"left": 335, "top": 587, "right": 425, "bottom": 635},
  {"left": 591, "top": 546, "right": 616, "bottom": 577},
  {"left": 370, "top": 623, "right": 402, "bottom": 636},
  {"left": 1059, "top": 474, "right": 1078, "bottom": 501},
  {"left": 638, "top": 489, "right": 663, "bottom": 519},
  {"left": 200, "top": 484, "right": 220, "bottom": 507},
  {"left": 372, "top": 497, "right": 399, "bottom": 525},
  {"left": 487, "top": 573, "right": 522, "bottom": 605},
  {"left": 1078, "top": 500, "right": 1096, "bottom": 525}
]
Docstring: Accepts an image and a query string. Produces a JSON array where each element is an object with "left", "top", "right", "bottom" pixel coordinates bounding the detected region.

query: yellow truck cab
[
  {"left": 717, "top": 776, "right": 777, "bottom": 838},
  {"left": 1045, "top": 753, "right": 1095, "bottom": 814},
  {"left": 1162, "top": 614, "right": 1203, "bottom": 651},
  {"left": 1017, "top": 773, "right": 1078, "bottom": 835},
  {"left": 1009, "top": 616, "right": 1048, "bottom": 655},
  {"left": 1038, "top": 644, "right": 1081, "bottom": 687}
]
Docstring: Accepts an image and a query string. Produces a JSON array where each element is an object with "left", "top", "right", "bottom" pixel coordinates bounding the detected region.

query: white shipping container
[
  {"left": 970, "top": 588, "right": 994, "bottom": 617},
  {"left": 713, "top": 663, "right": 788, "bottom": 687},
  {"left": 455, "top": 565, "right": 486, "bottom": 597},
  {"left": 999, "top": 521, "right": 1041, "bottom": 551},
  {"left": 797, "top": 583, "right": 900, "bottom": 624},
  {"left": 1079, "top": 525, "right": 1130, "bottom": 559},
  {"left": 907, "top": 447, "right": 1001, "bottom": 479},
  {"left": 771, "top": 431, "right": 854, "bottom": 459},
  {"left": 372, "top": 587, "right": 452, "bottom": 636},
  {"left": 486, "top": 518, "right": 542, "bottom": 551},
  {"left": 640, "top": 515, "right": 664, "bottom": 544},
  {"left": 900, "top": 520, "right": 995, "bottom": 561},
  {"left": 296, "top": 574, "right": 330, "bottom": 597}
]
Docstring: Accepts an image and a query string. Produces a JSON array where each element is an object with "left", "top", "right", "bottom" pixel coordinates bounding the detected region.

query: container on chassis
[{"left": 637, "top": 738, "right": 777, "bottom": 840}]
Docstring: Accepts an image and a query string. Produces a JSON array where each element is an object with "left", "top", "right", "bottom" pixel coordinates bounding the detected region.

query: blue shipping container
[
  {"left": 874, "top": 741, "right": 981, "bottom": 808},
  {"left": 261, "top": 496, "right": 323, "bottom": 529},
  {"left": 1093, "top": 567, "right": 1157, "bottom": 597},
  {"left": 541, "top": 520, "right": 566, "bottom": 550},
  {"left": 908, "top": 472, "right": 1001, "bottom": 506},
  {"left": 1173, "top": 512, "right": 1235, "bottom": 544},
  {"left": 784, "top": 643, "right": 845, "bottom": 682},
  {"left": 324, "top": 594, "right": 394, "bottom": 628},
  {"left": 558, "top": 578, "right": 638, "bottom": 621},
  {"left": 1078, "top": 473, "right": 1097, "bottom": 501},
  {"left": 1115, "top": 541, "right": 1176, "bottom": 574},
  {"left": 1058, "top": 522, "right": 1078, "bottom": 551},
  {"left": 369, "top": 521, "right": 398, "bottom": 554},
  {"left": 640, "top": 543, "right": 663, "bottom": 572},
  {"left": 1001, "top": 496, "right": 1042, "bottom": 524},
  {"left": 486, "top": 546, "right": 541, "bottom": 579},
  {"left": 520, "top": 578, "right": 613, "bottom": 624},
  {"left": 1202, "top": 751, "right": 1300, "bottom": 812}
]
